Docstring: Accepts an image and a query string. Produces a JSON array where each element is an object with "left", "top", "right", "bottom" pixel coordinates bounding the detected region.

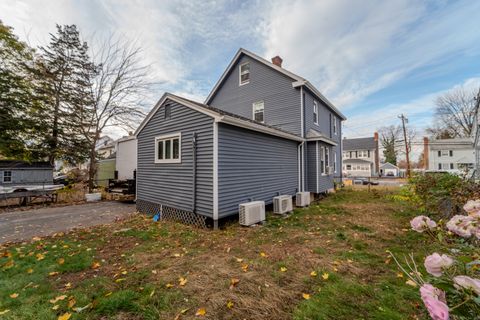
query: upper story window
[
  {"left": 343, "top": 151, "right": 349, "bottom": 159},
  {"left": 333, "top": 151, "right": 337, "bottom": 173},
  {"left": 438, "top": 150, "right": 452, "bottom": 157},
  {"left": 333, "top": 116, "right": 337, "bottom": 135},
  {"left": 155, "top": 133, "right": 181, "bottom": 164},
  {"left": 239, "top": 62, "right": 250, "bottom": 85},
  {"left": 253, "top": 101, "right": 264, "bottom": 123},
  {"left": 358, "top": 150, "right": 368, "bottom": 158},
  {"left": 3, "top": 171, "right": 12, "bottom": 183},
  {"left": 313, "top": 101, "right": 318, "bottom": 125}
]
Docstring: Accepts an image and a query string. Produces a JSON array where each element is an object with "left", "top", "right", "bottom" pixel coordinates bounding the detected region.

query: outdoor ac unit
[
  {"left": 296, "top": 192, "right": 311, "bottom": 207},
  {"left": 328, "top": 166, "right": 335, "bottom": 175},
  {"left": 239, "top": 201, "right": 265, "bottom": 226},
  {"left": 273, "top": 195, "right": 293, "bottom": 214}
]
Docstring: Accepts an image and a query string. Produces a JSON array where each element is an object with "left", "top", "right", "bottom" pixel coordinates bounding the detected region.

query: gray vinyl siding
[
  {"left": 208, "top": 54, "right": 302, "bottom": 136},
  {"left": 217, "top": 123, "right": 298, "bottom": 218},
  {"left": 136, "top": 100, "right": 214, "bottom": 217},
  {"left": 0, "top": 169, "right": 53, "bottom": 186}
]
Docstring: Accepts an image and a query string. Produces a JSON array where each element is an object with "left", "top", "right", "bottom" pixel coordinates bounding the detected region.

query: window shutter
[
  {"left": 449, "top": 150, "right": 453, "bottom": 157},
  {"left": 368, "top": 150, "right": 370, "bottom": 157},
  {"left": 438, "top": 150, "right": 441, "bottom": 157}
]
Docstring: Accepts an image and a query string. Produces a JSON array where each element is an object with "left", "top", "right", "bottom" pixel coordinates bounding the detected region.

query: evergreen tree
[{"left": 33, "top": 24, "right": 97, "bottom": 166}]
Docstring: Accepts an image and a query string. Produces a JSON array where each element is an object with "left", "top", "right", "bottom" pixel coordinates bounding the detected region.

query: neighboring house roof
[
  {"left": 380, "top": 162, "right": 399, "bottom": 170},
  {"left": 343, "top": 137, "right": 376, "bottom": 151},
  {"left": 205, "top": 48, "right": 346, "bottom": 120},
  {"left": 306, "top": 129, "right": 337, "bottom": 145},
  {"left": 0, "top": 160, "right": 53, "bottom": 169},
  {"left": 428, "top": 138, "right": 473, "bottom": 150},
  {"left": 344, "top": 159, "right": 372, "bottom": 164},
  {"left": 135, "top": 93, "right": 304, "bottom": 142}
]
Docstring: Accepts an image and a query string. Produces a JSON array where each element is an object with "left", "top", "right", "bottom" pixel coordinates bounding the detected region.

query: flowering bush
[{"left": 391, "top": 199, "right": 480, "bottom": 319}]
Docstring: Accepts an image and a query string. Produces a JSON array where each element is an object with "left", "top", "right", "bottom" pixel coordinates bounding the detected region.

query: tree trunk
[{"left": 88, "top": 145, "right": 96, "bottom": 193}]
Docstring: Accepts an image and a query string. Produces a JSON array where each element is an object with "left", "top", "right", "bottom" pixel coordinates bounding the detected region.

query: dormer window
[
  {"left": 253, "top": 101, "right": 264, "bottom": 123},
  {"left": 239, "top": 62, "right": 250, "bottom": 85},
  {"left": 313, "top": 101, "right": 318, "bottom": 125}
]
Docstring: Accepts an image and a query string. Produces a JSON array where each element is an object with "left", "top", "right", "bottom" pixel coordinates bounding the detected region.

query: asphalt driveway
[{"left": 0, "top": 201, "right": 136, "bottom": 244}]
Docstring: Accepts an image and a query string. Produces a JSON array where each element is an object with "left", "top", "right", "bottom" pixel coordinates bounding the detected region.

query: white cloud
[{"left": 259, "top": 0, "right": 480, "bottom": 109}]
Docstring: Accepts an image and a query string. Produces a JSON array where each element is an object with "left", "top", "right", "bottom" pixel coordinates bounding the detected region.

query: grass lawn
[{"left": 0, "top": 189, "right": 434, "bottom": 319}]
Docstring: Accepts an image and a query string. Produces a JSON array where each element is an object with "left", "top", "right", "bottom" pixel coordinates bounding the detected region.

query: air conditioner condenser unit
[
  {"left": 239, "top": 201, "right": 265, "bottom": 226},
  {"left": 296, "top": 192, "right": 311, "bottom": 207},
  {"left": 273, "top": 195, "right": 293, "bottom": 214}
]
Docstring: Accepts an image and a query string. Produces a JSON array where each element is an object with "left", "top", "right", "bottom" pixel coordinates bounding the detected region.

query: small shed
[
  {"left": 0, "top": 160, "right": 54, "bottom": 186},
  {"left": 380, "top": 162, "right": 400, "bottom": 177}
]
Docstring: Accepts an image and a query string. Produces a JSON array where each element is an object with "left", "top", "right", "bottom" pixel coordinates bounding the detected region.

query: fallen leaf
[
  {"left": 229, "top": 278, "right": 240, "bottom": 289},
  {"left": 385, "top": 258, "right": 391, "bottom": 265},
  {"left": 280, "top": 267, "right": 287, "bottom": 272},
  {"left": 68, "top": 297, "right": 76, "bottom": 308},
  {"left": 91, "top": 262, "right": 101, "bottom": 269},
  {"left": 58, "top": 258, "right": 65, "bottom": 265},
  {"left": 150, "top": 289, "right": 155, "bottom": 297},
  {"left": 9, "top": 293, "right": 19, "bottom": 299},
  {"left": 179, "top": 277, "right": 187, "bottom": 286},
  {"left": 166, "top": 283, "right": 174, "bottom": 289},
  {"left": 226, "top": 301, "right": 234, "bottom": 309},
  {"left": 49, "top": 295, "right": 67, "bottom": 304},
  {"left": 333, "top": 267, "right": 338, "bottom": 272},
  {"left": 151, "top": 270, "right": 157, "bottom": 274},
  {"left": 406, "top": 280, "right": 417, "bottom": 287},
  {"left": 27, "top": 268, "right": 34, "bottom": 274},
  {"left": 174, "top": 253, "right": 181, "bottom": 257},
  {"left": 115, "top": 278, "right": 125, "bottom": 283},
  {"left": 73, "top": 303, "right": 92, "bottom": 313},
  {"left": 36, "top": 253, "right": 45, "bottom": 261},
  {"left": 58, "top": 312, "right": 71, "bottom": 320},
  {"left": 104, "top": 292, "right": 112, "bottom": 297},
  {"left": 64, "top": 282, "right": 72, "bottom": 289},
  {"left": 310, "top": 271, "right": 317, "bottom": 277},
  {"left": 195, "top": 308, "right": 206, "bottom": 316},
  {"left": 397, "top": 272, "right": 404, "bottom": 278},
  {"left": 241, "top": 264, "right": 249, "bottom": 272},
  {"left": 302, "top": 293, "right": 311, "bottom": 300},
  {"left": 236, "top": 258, "right": 243, "bottom": 263},
  {"left": 121, "top": 270, "right": 128, "bottom": 275},
  {"left": 52, "top": 305, "right": 60, "bottom": 310},
  {"left": 0, "top": 309, "right": 10, "bottom": 315},
  {"left": 49, "top": 272, "right": 59, "bottom": 276},
  {"left": 322, "top": 273, "right": 329, "bottom": 280},
  {"left": 260, "top": 252, "right": 267, "bottom": 257}
]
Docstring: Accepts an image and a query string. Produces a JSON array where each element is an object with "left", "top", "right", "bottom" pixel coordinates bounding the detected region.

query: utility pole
[{"left": 398, "top": 114, "right": 411, "bottom": 178}]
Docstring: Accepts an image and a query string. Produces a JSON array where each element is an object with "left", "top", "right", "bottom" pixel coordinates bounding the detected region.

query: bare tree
[
  {"left": 429, "top": 85, "right": 479, "bottom": 138},
  {"left": 378, "top": 125, "right": 416, "bottom": 165},
  {"left": 81, "top": 39, "right": 150, "bottom": 192}
]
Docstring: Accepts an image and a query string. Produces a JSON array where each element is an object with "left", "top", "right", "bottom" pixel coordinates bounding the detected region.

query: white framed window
[
  {"left": 333, "top": 116, "right": 337, "bottom": 135},
  {"left": 239, "top": 62, "right": 250, "bottom": 85},
  {"left": 346, "top": 164, "right": 352, "bottom": 170},
  {"left": 324, "top": 147, "right": 330, "bottom": 175},
  {"left": 252, "top": 101, "right": 264, "bottom": 123},
  {"left": 155, "top": 133, "right": 181, "bottom": 163},
  {"left": 3, "top": 171, "right": 12, "bottom": 183},
  {"left": 320, "top": 146, "right": 325, "bottom": 174},
  {"left": 440, "top": 150, "right": 449, "bottom": 157},
  {"left": 313, "top": 101, "right": 318, "bottom": 125},
  {"left": 343, "top": 151, "right": 349, "bottom": 159},
  {"left": 358, "top": 150, "right": 368, "bottom": 158},
  {"left": 334, "top": 151, "right": 337, "bottom": 173}
]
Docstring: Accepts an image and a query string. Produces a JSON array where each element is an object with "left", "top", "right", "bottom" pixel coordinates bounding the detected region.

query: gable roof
[
  {"left": 380, "top": 162, "right": 399, "bottom": 170},
  {"left": 343, "top": 137, "right": 376, "bottom": 151},
  {"left": 135, "top": 93, "right": 303, "bottom": 142},
  {"left": 306, "top": 129, "right": 337, "bottom": 146},
  {"left": 205, "top": 48, "right": 346, "bottom": 120},
  {"left": 0, "top": 160, "right": 53, "bottom": 169}
]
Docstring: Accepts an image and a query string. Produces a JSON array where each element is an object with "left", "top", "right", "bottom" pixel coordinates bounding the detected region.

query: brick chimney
[
  {"left": 423, "top": 137, "right": 429, "bottom": 170},
  {"left": 374, "top": 132, "right": 379, "bottom": 175},
  {"left": 271, "top": 56, "right": 283, "bottom": 67}
]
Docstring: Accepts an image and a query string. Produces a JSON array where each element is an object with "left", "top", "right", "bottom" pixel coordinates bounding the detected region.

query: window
[
  {"left": 313, "top": 101, "right": 318, "bottom": 124},
  {"left": 440, "top": 150, "right": 449, "bottom": 156},
  {"left": 253, "top": 101, "right": 264, "bottom": 123},
  {"left": 3, "top": 171, "right": 12, "bottom": 183},
  {"left": 358, "top": 150, "right": 368, "bottom": 158},
  {"left": 438, "top": 163, "right": 442, "bottom": 170},
  {"left": 449, "top": 150, "right": 453, "bottom": 157},
  {"left": 165, "top": 104, "right": 171, "bottom": 119},
  {"left": 334, "top": 151, "right": 337, "bottom": 173},
  {"left": 333, "top": 116, "right": 337, "bottom": 135},
  {"left": 325, "top": 147, "right": 330, "bottom": 174},
  {"left": 450, "top": 163, "right": 454, "bottom": 170},
  {"left": 320, "top": 147, "right": 325, "bottom": 174},
  {"left": 346, "top": 164, "right": 352, "bottom": 170},
  {"left": 239, "top": 62, "right": 250, "bottom": 85},
  {"left": 155, "top": 133, "right": 181, "bottom": 163},
  {"left": 343, "top": 151, "right": 349, "bottom": 159}
]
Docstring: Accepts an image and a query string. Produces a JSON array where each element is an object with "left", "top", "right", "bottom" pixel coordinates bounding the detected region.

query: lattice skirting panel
[{"left": 136, "top": 199, "right": 207, "bottom": 228}]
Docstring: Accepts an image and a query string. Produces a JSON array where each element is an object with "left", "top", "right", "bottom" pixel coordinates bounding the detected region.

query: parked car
[{"left": 353, "top": 177, "right": 379, "bottom": 185}]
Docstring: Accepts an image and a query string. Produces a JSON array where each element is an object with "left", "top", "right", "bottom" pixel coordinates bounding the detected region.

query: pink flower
[
  {"left": 463, "top": 200, "right": 480, "bottom": 217},
  {"left": 446, "top": 215, "right": 475, "bottom": 238},
  {"left": 424, "top": 253, "right": 454, "bottom": 277},
  {"left": 411, "top": 216, "right": 437, "bottom": 232},
  {"left": 453, "top": 276, "right": 480, "bottom": 295},
  {"left": 420, "top": 284, "right": 449, "bottom": 320}
]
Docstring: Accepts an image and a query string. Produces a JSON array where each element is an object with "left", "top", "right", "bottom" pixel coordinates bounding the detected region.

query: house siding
[
  {"left": 136, "top": 100, "right": 214, "bottom": 217},
  {"left": 217, "top": 123, "right": 298, "bottom": 218},
  {"left": 208, "top": 54, "right": 302, "bottom": 136},
  {"left": 317, "top": 143, "right": 334, "bottom": 191},
  {"left": 0, "top": 169, "right": 53, "bottom": 186},
  {"left": 306, "top": 142, "right": 317, "bottom": 192}
]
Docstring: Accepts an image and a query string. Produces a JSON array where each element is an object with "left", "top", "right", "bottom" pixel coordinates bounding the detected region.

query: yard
[{"left": 0, "top": 189, "right": 432, "bottom": 319}]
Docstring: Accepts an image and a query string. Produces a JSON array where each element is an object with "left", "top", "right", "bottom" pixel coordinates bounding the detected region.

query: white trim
[
  {"left": 334, "top": 150, "right": 337, "bottom": 173},
  {"left": 297, "top": 144, "right": 301, "bottom": 192},
  {"left": 333, "top": 116, "right": 337, "bottom": 135},
  {"left": 154, "top": 132, "right": 182, "bottom": 164},
  {"left": 213, "top": 121, "right": 219, "bottom": 221},
  {"left": 2, "top": 170, "right": 12, "bottom": 183},
  {"left": 316, "top": 142, "right": 319, "bottom": 193},
  {"left": 300, "top": 87, "right": 304, "bottom": 138},
  {"left": 239, "top": 62, "right": 250, "bottom": 86},
  {"left": 135, "top": 93, "right": 222, "bottom": 137},
  {"left": 321, "top": 146, "right": 326, "bottom": 176},
  {"left": 301, "top": 143, "right": 305, "bottom": 191},
  {"left": 252, "top": 100, "right": 265, "bottom": 123}
]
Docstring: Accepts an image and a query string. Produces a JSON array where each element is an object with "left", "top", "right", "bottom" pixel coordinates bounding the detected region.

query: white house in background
[
  {"left": 342, "top": 133, "right": 379, "bottom": 177},
  {"left": 425, "top": 137, "right": 475, "bottom": 174},
  {"left": 380, "top": 162, "right": 400, "bottom": 177},
  {"left": 115, "top": 135, "right": 137, "bottom": 180}
]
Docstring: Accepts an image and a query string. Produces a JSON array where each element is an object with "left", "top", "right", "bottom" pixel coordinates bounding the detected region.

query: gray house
[
  {"left": 0, "top": 160, "right": 54, "bottom": 187},
  {"left": 342, "top": 133, "right": 379, "bottom": 177},
  {"left": 135, "top": 48, "right": 346, "bottom": 226}
]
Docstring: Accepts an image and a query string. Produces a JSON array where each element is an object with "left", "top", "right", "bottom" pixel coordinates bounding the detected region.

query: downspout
[
  {"left": 299, "top": 87, "right": 305, "bottom": 192},
  {"left": 192, "top": 132, "right": 197, "bottom": 213}
]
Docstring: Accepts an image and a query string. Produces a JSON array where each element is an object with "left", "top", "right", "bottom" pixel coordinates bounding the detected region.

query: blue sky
[{"left": 1, "top": 0, "right": 480, "bottom": 144}]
